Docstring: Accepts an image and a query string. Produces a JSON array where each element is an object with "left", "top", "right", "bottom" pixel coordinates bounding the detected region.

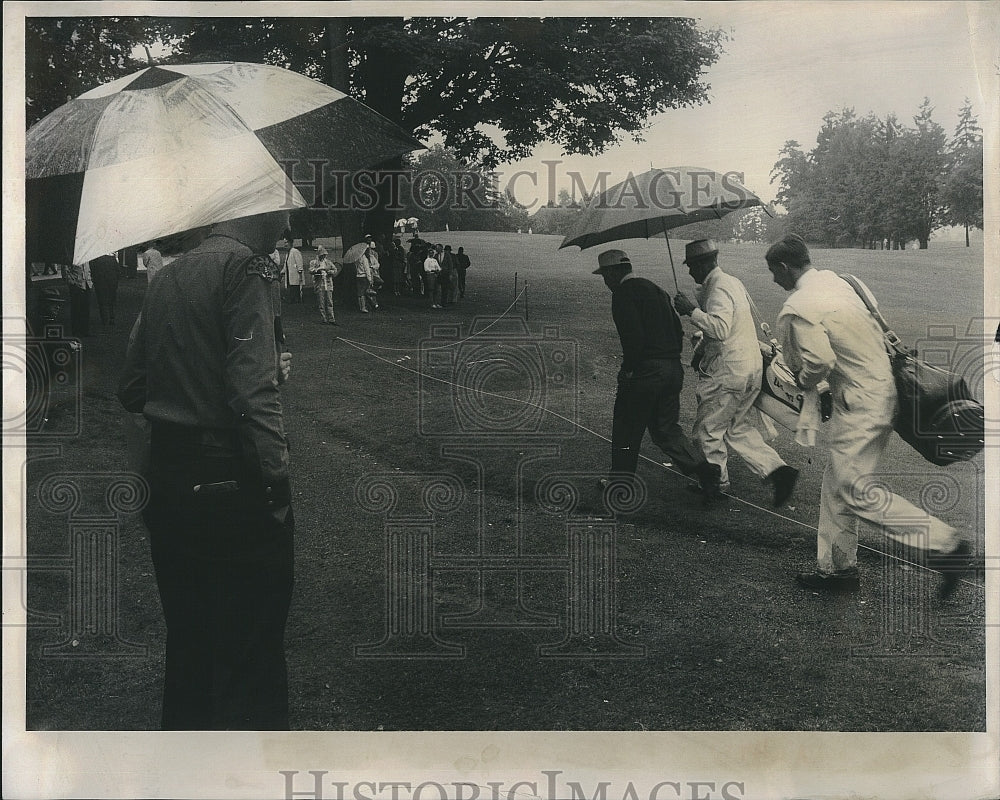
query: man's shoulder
[
  {"left": 617, "top": 276, "right": 663, "bottom": 295},
  {"left": 171, "top": 236, "right": 260, "bottom": 277}
]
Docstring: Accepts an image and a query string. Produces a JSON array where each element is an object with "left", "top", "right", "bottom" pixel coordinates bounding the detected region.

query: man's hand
[
  {"left": 673, "top": 291, "right": 697, "bottom": 316},
  {"left": 278, "top": 351, "right": 292, "bottom": 384}
]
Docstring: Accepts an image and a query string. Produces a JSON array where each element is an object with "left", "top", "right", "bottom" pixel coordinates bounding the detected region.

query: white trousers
[
  {"left": 694, "top": 368, "right": 786, "bottom": 485},
  {"left": 818, "top": 390, "right": 958, "bottom": 572}
]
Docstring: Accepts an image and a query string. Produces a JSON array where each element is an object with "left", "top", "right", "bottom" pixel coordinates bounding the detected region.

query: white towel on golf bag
[{"left": 795, "top": 388, "right": 823, "bottom": 447}]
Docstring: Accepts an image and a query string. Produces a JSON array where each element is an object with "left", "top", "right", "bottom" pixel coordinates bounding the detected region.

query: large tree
[
  {"left": 26, "top": 16, "right": 725, "bottom": 243},
  {"left": 152, "top": 17, "right": 726, "bottom": 168},
  {"left": 26, "top": 17, "right": 150, "bottom": 125},
  {"left": 940, "top": 98, "right": 984, "bottom": 247},
  {"left": 770, "top": 101, "right": 952, "bottom": 249}
]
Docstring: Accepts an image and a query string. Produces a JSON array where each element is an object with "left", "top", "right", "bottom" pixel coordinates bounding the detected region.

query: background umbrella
[
  {"left": 559, "top": 166, "right": 770, "bottom": 289},
  {"left": 343, "top": 242, "right": 370, "bottom": 265},
  {"left": 26, "top": 62, "right": 423, "bottom": 265}
]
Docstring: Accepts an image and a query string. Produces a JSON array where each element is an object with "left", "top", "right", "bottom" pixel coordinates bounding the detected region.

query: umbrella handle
[{"left": 661, "top": 217, "right": 680, "bottom": 292}]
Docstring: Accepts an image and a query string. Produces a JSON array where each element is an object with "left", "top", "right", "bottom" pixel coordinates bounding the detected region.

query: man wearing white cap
[
  {"left": 674, "top": 239, "right": 799, "bottom": 507},
  {"left": 594, "top": 249, "right": 721, "bottom": 498},
  {"left": 309, "top": 246, "right": 341, "bottom": 325}
]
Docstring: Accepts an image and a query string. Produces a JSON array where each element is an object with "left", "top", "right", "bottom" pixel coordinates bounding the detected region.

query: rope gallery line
[{"left": 332, "top": 316, "right": 985, "bottom": 594}]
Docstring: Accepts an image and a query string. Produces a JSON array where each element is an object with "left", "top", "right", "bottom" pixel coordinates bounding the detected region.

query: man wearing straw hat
[
  {"left": 673, "top": 239, "right": 799, "bottom": 507},
  {"left": 594, "top": 248, "right": 721, "bottom": 499}
]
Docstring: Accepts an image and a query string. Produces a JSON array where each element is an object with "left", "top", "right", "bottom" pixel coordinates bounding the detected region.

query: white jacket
[
  {"left": 284, "top": 247, "right": 304, "bottom": 286},
  {"left": 688, "top": 267, "right": 762, "bottom": 387},
  {"left": 776, "top": 268, "right": 894, "bottom": 424}
]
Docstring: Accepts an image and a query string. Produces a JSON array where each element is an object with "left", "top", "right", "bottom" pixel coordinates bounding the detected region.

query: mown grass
[{"left": 24, "top": 232, "right": 987, "bottom": 730}]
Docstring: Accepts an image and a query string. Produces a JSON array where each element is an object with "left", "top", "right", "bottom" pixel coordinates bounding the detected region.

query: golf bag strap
[
  {"left": 839, "top": 273, "right": 906, "bottom": 354},
  {"left": 744, "top": 287, "right": 780, "bottom": 352}
]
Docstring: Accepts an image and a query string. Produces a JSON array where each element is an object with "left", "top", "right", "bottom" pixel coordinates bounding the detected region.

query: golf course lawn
[{"left": 24, "top": 231, "right": 988, "bottom": 730}]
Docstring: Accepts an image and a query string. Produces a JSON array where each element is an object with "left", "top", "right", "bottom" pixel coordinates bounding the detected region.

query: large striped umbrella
[
  {"left": 558, "top": 166, "right": 770, "bottom": 289},
  {"left": 26, "top": 62, "right": 423, "bottom": 265}
]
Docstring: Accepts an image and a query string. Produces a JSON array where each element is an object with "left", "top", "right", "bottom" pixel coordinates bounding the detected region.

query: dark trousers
[
  {"left": 92, "top": 275, "right": 118, "bottom": 325},
  {"left": 68, "top": 286, "right": 91, "bottom": 337},
  {"left": 439, "top": 273, "right": 454, "bottom": 305},
  {"left": 611, "top": 359, "right": 705, "bottom": 476},
  {"left": 456, "top": 267, "right": 467, "bottom": 298},
  {"left": 143, "top": 438, "right": 294, "bottom": 730}
]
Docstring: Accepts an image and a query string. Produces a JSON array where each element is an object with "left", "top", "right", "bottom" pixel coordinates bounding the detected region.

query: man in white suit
[
  {"left": 674, "top": 239, "right": 798, "bottom": 507},
  {"left": 765, "top": 233, "right": 972, "bottom": 596}
]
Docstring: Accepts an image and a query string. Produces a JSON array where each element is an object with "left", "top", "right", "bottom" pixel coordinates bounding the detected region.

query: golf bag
[
  {"left": 691, "top": 326, "right": 812, "bottom": 433},
  {"left": 840, "top": 273, "right": 985, "bottom": 466}
]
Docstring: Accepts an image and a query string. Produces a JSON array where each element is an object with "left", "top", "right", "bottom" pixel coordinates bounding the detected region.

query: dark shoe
[
  {"left": 768, "top": 465, "right": 799, "bottom": 508},
  {"left": 686, "top": 480, "right": 730, "bottom": 495},
  {"left": 796, "top": 567, "right": 860, "bottom": 593},
  {"left": 795, "top": 567, "right": 861, "bottom": 592},
  {"left": 695, "top": 462, "right": 722, "bottom": 505},
  {"left": 927, "top": 540, "right": 974, "bottom": 600}
]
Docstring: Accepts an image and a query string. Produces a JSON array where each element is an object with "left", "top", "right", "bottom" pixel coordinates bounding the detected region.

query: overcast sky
[{"left": 497, "top": 2, "right": 995, "bottom": 209}]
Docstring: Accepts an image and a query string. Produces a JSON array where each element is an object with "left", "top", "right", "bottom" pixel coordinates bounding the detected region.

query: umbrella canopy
[
  {"left": 343, "top": 242, "right": 370, "bottom": 264},
  {"left": 559, "top": 166, "right": 768, "bottom": 251},
  {"left": 26, "top": 62, "right": 423, "bottom": 265}
]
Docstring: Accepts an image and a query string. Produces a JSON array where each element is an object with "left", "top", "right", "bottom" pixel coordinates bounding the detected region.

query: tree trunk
[
  {"left": 918, "top": 237, "right": 928, "bottom": 249},
  {"left": 324, "top": 19, "right": 350, "bottom": 92},
  {"left": 965, "top": 224, "right": 970, "bottom": 247},
  {"left": 330, "top": 18, "right": 412, "bottom": 249}
]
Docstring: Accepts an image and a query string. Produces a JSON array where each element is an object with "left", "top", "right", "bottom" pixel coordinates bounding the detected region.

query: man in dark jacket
[
  {"left": 118, "top": 209, "right": 295, "bottom": 729},
  {"left": 595, "top": 249, "right": 720, "bottom": 498}
]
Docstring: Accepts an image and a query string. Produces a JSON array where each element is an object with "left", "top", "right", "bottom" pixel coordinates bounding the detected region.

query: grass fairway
[{"left": 24, "top": 231, "right": 987, "bottom": 731}]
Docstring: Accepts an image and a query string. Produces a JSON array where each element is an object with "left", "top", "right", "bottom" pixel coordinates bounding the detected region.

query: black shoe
[
  {"left": 694, "top": 462, "right": 722, "bottom": 504},
  {"left": 927, "top": 540, "right": 974, "bottom": 600},
  {"left": 796, "top": 567, "right": 860, "bottom": 593},
  {"left": 768, "top": 465, "right": 799, "bottom": 508}
]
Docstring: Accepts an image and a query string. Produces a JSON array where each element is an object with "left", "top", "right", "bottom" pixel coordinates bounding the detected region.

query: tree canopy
[
  {"left": 940, "top": 99, "right": 984, "bottom": 247},
  {"left": 770, "top": 99, "right": 981, "bottom": 249},
  {"left": 27, "top": 16, "right": 726, "bottom": 170}
]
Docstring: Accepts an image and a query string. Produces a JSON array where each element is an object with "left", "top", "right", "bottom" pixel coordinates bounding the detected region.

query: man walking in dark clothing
[
  {"left": 455, "top": 246, "right": 471, "bottom": 298},
  {"left": 594, "top": 249, "right": 721, "bottom": 498}
]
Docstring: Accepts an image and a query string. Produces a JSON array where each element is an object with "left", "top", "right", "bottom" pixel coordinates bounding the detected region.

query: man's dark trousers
[
  {"left": 143, "top": 432, "right": 294, "bottom": 730},
  {"left": 611, "top": 358, "right": 705, "bottom": 476}
]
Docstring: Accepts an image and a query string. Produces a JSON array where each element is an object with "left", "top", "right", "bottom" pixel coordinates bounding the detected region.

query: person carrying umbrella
[
  {"left": 672, "top": 239, "right": 799, "bottom": 506},
  {"left": 118, "top": 209, "right": 296, "bottom": 729},
  {"left": 593, "top": 249, "right": 721, "bottom": 499}
]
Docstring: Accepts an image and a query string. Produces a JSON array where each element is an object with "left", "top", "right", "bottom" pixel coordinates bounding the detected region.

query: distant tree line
[{"left": 770, "top": 99, "right": 983, "bottom": 249}]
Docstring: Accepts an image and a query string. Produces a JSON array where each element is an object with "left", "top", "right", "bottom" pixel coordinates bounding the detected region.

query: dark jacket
[
  {"left": 611, "top": 275, "right": 685, "bottom": 373},
  {"left": 118, "top": 234, "right": 289, "bottom": 487}
]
